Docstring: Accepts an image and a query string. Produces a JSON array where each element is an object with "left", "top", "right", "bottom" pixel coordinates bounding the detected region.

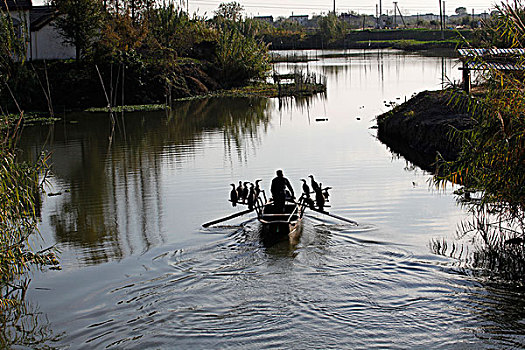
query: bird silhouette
[
  {"left": 322, "top": 186, "right": 332, "bottom": 201},
  {"left": 236, "top": 181, "right": 243, "bottom": 202},
  {"left": 230, "top": 184, "right": 238, "bottom": 207},
  {"left": 301, "top": 179, "right": 310, "bottom": 196},
  {"left": 315, "top": 187, "right": 325, "bottom": 211},
  {"left": 242, "top": 182, "right": 249, "bottom": 202},
  {"left": 309, "top": 174, "right": 320, "bottom": 193},
  {"left": 247, "top": 184, "right": 255, "bottom": 210},
  {"left": 254, "top": 179, "right": 262, "bottom": 198}
]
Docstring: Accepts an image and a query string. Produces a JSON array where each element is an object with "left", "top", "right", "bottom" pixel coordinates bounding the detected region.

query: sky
[
  {"left": 30, "top": 0, "right": 500, "bottom": 17},
  {"left": 183, "top": 0, "right": 499, "bottom": 17}
]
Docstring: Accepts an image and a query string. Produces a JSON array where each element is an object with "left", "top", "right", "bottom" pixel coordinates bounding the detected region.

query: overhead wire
[{"left": 188, "top": 0, "right": 494, "bottom": 15}]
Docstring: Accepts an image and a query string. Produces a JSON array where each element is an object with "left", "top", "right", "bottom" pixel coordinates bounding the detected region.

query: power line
[{"left": 188, "top": 0, "right": 494, "bottom": 15}]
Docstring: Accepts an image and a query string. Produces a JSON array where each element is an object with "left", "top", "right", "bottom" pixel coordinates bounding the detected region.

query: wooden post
[{"left": 462, "top": 66, "right": 471, "bottom": 93}]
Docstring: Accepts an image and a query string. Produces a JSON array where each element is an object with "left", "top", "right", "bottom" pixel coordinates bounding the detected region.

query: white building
[{"left": 2, "top": 0, "right": 75, "bottom": 60}]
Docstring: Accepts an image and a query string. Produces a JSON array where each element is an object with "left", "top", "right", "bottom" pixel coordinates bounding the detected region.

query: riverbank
[
  {"left": 376, "top": 90, "right": 474, "bottom": 171},
  {"left": 265, "top": 29, "right": 470, "bottom": 51},
  {"left": 0, "top": 58, "right": 325, "bottom": 127}
]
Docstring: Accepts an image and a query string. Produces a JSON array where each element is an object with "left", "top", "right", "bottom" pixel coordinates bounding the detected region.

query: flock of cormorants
[
  {"left": 229, "top": 175, "right": 330, "bottom": 211},
  {"left": 229, "top": 179, "right": 263, "bottom": 210}
]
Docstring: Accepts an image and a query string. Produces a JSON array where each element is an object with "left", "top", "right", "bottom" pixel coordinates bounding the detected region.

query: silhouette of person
[{"left": 271, "top": 169, "right": 294, "bottom": 212}]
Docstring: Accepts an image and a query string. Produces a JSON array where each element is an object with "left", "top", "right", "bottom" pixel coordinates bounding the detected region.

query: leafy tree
[
  {"left": 455, "top": 6, "right": 467, "bottom": 15},
  {"left": 147, "top": 3, "right": 214, "bottom": 57},
  {"left": 97, "top": 11, "right": 149, "bottom": 57},
  {"left": 214, "top": 1, "right": 244, "bottom": 21},
  {"left": 317, "top": 13, "right": 346, "bottom": 42},
  {"left": 215, "top": 22, "right": 270, "bottom": 86},
  {"left": 51, "top": 0, "right": 104, "bottom": 59}
]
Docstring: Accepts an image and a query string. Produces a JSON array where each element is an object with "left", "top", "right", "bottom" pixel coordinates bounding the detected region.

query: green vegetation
[
  {"left": 0, "top": 117, "right": 60, "bottom": 346},
  {"left": 0, "top": 1, "right": 278, "bottom": 112},
  {"left": 51, "top": 0, "right": 104, "bottom": 59},
  {"left": 433, "top": 1, "right": 525, "bottom": 282},
  {"left": 0, "top": 12, "right": 60, "bottom": 346},
  {"left": 356, "top": 39, "right": 462, "bottom": 50}
]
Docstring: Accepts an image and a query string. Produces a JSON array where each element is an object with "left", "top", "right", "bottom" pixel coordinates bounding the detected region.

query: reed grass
[{"left": 0, "top": 115, "right": 59, "bottom": 345}]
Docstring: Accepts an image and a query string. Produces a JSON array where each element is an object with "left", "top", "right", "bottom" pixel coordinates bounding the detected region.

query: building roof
[
  {"left": 458, "top": 48, "right": 525, "bottom": 57},
  {"left": 30, "top": 5, "right": 57, "bottom": 31},
  {"left": 0, "top": 0, "right": 32, "bottom": 11}
]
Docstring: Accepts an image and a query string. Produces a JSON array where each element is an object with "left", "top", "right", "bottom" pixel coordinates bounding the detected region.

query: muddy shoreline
[{"left": 376, "top": 90, "right": 474, "bottom": 171}]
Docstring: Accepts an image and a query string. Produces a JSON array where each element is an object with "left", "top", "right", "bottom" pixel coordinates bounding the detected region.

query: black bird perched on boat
[
  {"left": 254, "top": 179, "right": 262, "bottom": 198},
  {"left": 301, "top": 179, "right": 315, "bottom": 209},
  {"left": 230, "top": 184, "right": 238, "bottom": 207},
  {"left": 309, "top": 175, "right": 320, "bottom": 193},
  {"left": 247, "top": 184, "right": 255, "bottom": 210},
  {"left": 315, "top": 186, "right": 325, "bottom": 211},
  {"left": 322, "top": 185, "right": 332, "bottom": 201},
  {"left": 242, "top": 182, "right": 250, "bottom": 202},
  {"left": 301, "top": 179, "right": 310, "bottom": 196},
  {"left": 236, "top": 181, "right": 244, "bottom": 202}
]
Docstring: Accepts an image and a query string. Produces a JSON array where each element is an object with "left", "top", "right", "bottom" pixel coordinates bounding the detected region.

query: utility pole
[
  {"left": 393, "top": 2, "right": 397, "bottom": 28},
  {"left": 443, "top": 1, "right": 446, "bottom": 30},
  {"left": 376, "top": 4, "right": 379, "bottom": 28},
  {"left": 439, "top": 0, "right": 444, "bottom": 39},
  {"left": 379, "top": 0, "right": 383, "bottom": 28},
  {"left": 333, "top": 0, "right": 336, "bottom": 14},
  {"left": 394, "top": 2, "right": 406, "bottom": 28}
]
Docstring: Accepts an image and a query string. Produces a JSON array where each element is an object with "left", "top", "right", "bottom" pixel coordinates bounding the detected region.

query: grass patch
[
  {"left": 85, "top": 104, "right": 168, "bottom": 113},
  {"left": 357, "top": 39, "right": 462, "bottom": 50},
  {"left": 0, "top": 113, "right": 60, "bottom": 130}
]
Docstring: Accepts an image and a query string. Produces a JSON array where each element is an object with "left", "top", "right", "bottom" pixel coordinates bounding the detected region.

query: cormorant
[
  {"left": 322, "top": 185, "right": 332, "bottom": 201},
  {"left": 254, "top": 179, "right": 262, "bottom": 197},
  {"left": 242, "top": 182, "right": 249, "bottom": 202},
  {"left": 301, "top": 179, "right": 315, "bottom": 209},
  {"left": 230, "top": 184, "right": 238, "bottom": 207},
  {"left": 309, "top": 174, "right": 320, "bottom": 193},
  {"left": 315, "top": 187, "right": 325, "bottom": 211},
  {"left": 301, "top": 179, "right": 310, "bottom": 196},
  {"left": 236, "top": 181, "right": 243, "bottom": 202},
  {"left": 247, "top": 184, "right": 255, "bottom": 210}
]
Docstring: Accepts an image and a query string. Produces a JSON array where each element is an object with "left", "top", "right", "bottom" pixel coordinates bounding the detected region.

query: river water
[{"left": 18, "top": 49, "right": 525, "bottom": 348}]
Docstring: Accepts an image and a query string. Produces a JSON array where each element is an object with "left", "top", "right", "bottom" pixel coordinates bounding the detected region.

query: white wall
[{"left": 31, "top": 23, "right": 75, "bottom": 60}]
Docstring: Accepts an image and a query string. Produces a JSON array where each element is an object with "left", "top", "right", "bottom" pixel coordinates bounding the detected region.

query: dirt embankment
[{"left": 376, "top": 90, "right": 474, "bottom": 170}]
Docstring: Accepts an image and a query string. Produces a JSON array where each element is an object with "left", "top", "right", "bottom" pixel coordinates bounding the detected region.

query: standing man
[{"left": 270, "top": 169, "right": 295, "bottom": 212}]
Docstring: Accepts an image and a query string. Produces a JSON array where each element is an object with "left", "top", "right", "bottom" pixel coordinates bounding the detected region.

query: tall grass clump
[
  {"left": 213, "top": 17, "right": 271, "bottom": 87},
  {"left": 0, "top": 115, "right": 59, "bottom": 346},
  {"left": 433, "top": 0, "right": 525, "bottom": 282}
]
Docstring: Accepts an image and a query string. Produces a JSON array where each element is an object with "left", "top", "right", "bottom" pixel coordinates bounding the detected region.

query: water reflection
[
  {"left": 1, "top": 298, "right": 59, "bottom": 347},
  {"left": 23, "top": 50, "right": 525, "bottom": 349},
  {"left": 19, "top": 97, "right": 274, "bottom": 265}
]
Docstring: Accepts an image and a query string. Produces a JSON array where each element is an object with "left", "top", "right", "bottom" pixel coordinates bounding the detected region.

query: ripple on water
[{"left": 48, "top": 220, "right": 525, "bottom": 349}]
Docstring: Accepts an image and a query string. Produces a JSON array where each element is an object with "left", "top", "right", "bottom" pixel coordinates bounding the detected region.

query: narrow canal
[{"left": 18, "top": 49, "right": 525, "bottom": 348}]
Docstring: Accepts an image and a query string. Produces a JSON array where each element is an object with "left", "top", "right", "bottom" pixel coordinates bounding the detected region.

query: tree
[
  {"left": 51, "top": 0, "right": 104, "bottom": 60},
  {"left": 214, "top": 2, "right": 244, "bottom": 21},
  {"left": 455, "top": 6, "right": 467, "bottom": 15},
  {"left": 317, "top": 13, "right": 346, "bottom": 42}
]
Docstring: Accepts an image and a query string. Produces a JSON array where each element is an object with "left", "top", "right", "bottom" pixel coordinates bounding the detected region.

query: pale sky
[
  {"left": 31, "top": 0, "right": 499, "bottom": 17},
  {"left": 184, "top": 0, "right": 498, "bottom": 17}
]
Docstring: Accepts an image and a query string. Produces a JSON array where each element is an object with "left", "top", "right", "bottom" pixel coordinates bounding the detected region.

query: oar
[
  {"left": 202, "top": 208, "right": 254, "bottom": 228},
  {"left": 308, "top": 207, "right": 359, "bottom": 226}
]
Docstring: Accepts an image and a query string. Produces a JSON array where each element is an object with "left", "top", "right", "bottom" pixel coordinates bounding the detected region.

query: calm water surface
[{"left": 19, "top": 49, "right": 525, "bottom": 348}]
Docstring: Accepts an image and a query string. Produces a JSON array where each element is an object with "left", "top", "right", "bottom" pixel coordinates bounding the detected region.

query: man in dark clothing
[{"left": 270, "top": 170, "right": 295, "bottom": 212}]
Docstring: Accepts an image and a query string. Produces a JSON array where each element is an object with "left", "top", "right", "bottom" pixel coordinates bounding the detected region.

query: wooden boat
[
  {"left": 202, "top": 181, "right": 358, "bottom": 246},
  {"left": 255, "top": 198, "right": 307, "bottom": 246}
]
